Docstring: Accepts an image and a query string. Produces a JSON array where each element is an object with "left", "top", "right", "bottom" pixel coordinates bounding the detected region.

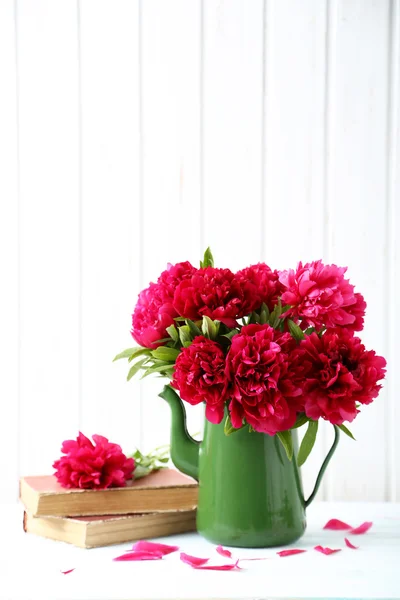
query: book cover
[
  {"left": 23, "top": 509, "right": 197, "bottom": 548},
  {"left": 20, "top": 468, "right": 198, "bottom": 517}
]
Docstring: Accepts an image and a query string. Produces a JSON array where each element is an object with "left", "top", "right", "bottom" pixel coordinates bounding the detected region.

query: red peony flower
[
  {"left": 295, "top": 329, "right": 386, "bottom": 425},
  {"left": 131, "top": 261, "right": 196, "bottom": 348},
  {"left": 278, "top": 260, "right": 366, "bottom": 331},
  {"left": 158, "top": 261, "right": 198, "bottom": 297},
  {"left": 131, "top": 283, "right": 176, "bottom": 348},
  {"left": 173, "top": 267, "right": 244, "bottom": 327},
  {"left": 53, "top": 432, "right": 135, "bottom": 489},
  {"left": 225, "top": 324, "right": 302, "bottom": 435},
  {"left": 172, "top": 336, "right": 228, "bottom": 424},
  {"left": 235, "top": 263, "right": 284, "bottom": 315}
]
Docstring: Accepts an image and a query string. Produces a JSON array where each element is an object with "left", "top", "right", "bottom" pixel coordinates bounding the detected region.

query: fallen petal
[
  {"left": 180, "top": 552, "right": 209, "bottom": 567},
  {"left": 277, "top": 549, "right": 307, "bottom": 557},
  {"left": 350, "top": 521, "right": 373, "bottom": 535},
  {"left": 61, "top": 568, "right": 75, "bottom": 575},
  {"left": 344, "top": 537, "right": 359, "bottom": 549},
  {"left": 113, "top": 550, "right": 163, "bottom": 561},
  {"left": 196, "top": 560, "right": 241, "bottom": 571},
  {"left": 323, "top": 518, "right": 352, "bottom": 531},
  {"left": 314, "top": 545, "right": 341, "bottom": 556},
  {"left": 131, "top": 540, "right": 179, "bottom": 556},
  {"left": 216, "top": 545, "right": 233, "bottom": 558},
  {"left": 239, "top": 557, "right": 268, "bottom": 562}
]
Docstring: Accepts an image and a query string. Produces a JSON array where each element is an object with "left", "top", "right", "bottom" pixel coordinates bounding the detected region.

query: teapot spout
[{"left": 159, "top": 385, "right": 200, "bottom": 481}]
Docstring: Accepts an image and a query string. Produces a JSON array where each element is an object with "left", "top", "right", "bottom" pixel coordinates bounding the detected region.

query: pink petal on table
[
  {"left": 113, "top": 550, "right": 163, "bottom": 561},
  {"left": 131, "top": 540, "right": 179, "bottom": 555},
  {"left": 344, "top": 537, "right": 359, "bottom": 549},
  {"left": 277, "top": 549, "right": 307, "bottom": 557},
  {"left": 350, "top": 521, "right": 373, "bottom": 535},
  {"left": 314, "top": 545, "right": 341, "bottom": 556},
  {"left": 61, "top": 568, "right": 75, "bottom": 575},
  {"left": 216, "top": 545, "right": 233, "bottom": 558},
  {"left": 180, "top": 552, "right": 209, "bottom": 567},
  {"left": 196, "top": 560, "right": 241, "bottom": 571},
  {"left": 323, "top": 518, "right": 353, "bottom": 530}
]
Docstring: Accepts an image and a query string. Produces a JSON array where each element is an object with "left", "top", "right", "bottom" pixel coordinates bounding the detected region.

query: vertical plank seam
[
  {"left": 14, "top": 0, "right": 21, "bottom": 500},
  {"left": 199, "top": 0, "right": 205, "bottom": 255},
  {"left": 138, "top": 0, "right": 144, "bottom": 450},
  {"left": 260, "top": 0, "right": 267, "bottom": 262},
  {"left": 77, "top": 0, "right": 83, "bottom": 430},
  {"left": 322, "top": 0, "right": 337, "bottom": 501},
  {"left": 386, "top": 0, "right": 399, "bottom": 502},
  {"left": 323, "top": 0, "right": 336, "bottom": 265}
]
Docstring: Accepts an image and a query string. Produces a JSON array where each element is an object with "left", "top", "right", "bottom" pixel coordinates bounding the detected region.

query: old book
[
  {"left": 23, "top": 509, "right": 197, "bottom": 548},
  {"left": 20, "top": 469, "right": 198, "bottom": 517}
]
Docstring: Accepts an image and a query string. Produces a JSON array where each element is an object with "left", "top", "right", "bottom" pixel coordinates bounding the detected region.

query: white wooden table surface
[{"left": 0, "top": 502, "right": 399, "bottom": 600}]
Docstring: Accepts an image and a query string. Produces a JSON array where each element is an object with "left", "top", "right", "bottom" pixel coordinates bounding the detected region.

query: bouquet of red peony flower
[{"left": 114, "top": 249, "right": 386, "bottom": 465}]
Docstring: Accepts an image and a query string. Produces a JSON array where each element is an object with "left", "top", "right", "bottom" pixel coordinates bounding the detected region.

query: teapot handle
[{"left": 304, "top": 425, "right": 340, "bottom": 508}]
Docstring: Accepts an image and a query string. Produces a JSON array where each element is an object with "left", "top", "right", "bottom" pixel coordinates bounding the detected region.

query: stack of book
[{"left": 20, "top": 469, "right": 198, "bottom": 548}]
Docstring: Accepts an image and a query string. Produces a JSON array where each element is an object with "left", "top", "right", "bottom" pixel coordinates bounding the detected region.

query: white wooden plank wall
[
  {"left": 0, "top": 0, "right": 398, "bottom": 502},
  {"left": 16, "top": 0, "right": 81, "bottom": 480},
  {"left": 79, "top": 0, "right": 142, "bottom": 460},
  {"left": 0, "top": 0, "right": 19, "bottom": 504}
]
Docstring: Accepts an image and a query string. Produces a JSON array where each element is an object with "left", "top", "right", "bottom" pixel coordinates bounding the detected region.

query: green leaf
[
  {"left": 223, "top": 414, "right": 244, "bottom": 436},
  {"left": 338, "top": 423, "right": 356, "bottom": 440},
  {"left": 151, "top": 346, "right": 180, "bottom": 362},
  {"left": 281, "top": 304, "right": 292, "bottom": 314},
  {"left": 297, "top": 420, "right": 318, "bottom": 467},
  {"left": 150, "top": 337, "right": 172, "bottom": 345},
  {"left": 113, "top": 347, "right": 146, "bottom": 362},
  {"left": 269, "top": 310, "right": 280, "bottom": 329},
  {"left": 260, "top": 303, "right": 270, "bottom": 320},
  {"left": 304, "top": 326, "right": 316, "bottom": 335},
  {"left": 128, "top": 348, "right": 152, "bottom": 362},
  {"left": 201, "top": 316, "right": 219, "bottom": 340},
  {"left": 224, "top": 415, "right": 234, "bottom": 435},
  {"left": 200, "top": 247, "right": 214, "bottom": 268},
  {"left": 178, "top": 325, "right": 193, "bottom": 346},
  {"left": 141, "top": 364, "right": 175, "bottom": 378},
  {"left": 269, "top": 300, "right": 283, "bottom": 328},
  {"left": 186, "top": 319, "right": 202, "bottom": 338},
  {"left": 276, "top": 430, "right": 293, "bottom": 461},
  {"left": 130, "top": 448, "right": 144, "bottom": 460},
  {"left": 127, "top": 357, "right": 149, "bottom": 381},
  {"left": 260, "top": 302, "right": 270, "bottom": 325},
  {"left": 292, "top": 413, "right": 309, "bottom": 429},
  {"left": 287, "top": 319, "right": 305, "bottom": 342},
  {"left": 166, "top": 324, "right": 179, "bottom": 342},
  {"left": 129, "top": 443, "right": 171, "bottom": 480},
  {"left": 221, "top": 329, "right": 239, "bottom": 341}
]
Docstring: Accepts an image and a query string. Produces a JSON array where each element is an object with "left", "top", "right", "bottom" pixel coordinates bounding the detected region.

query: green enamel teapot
[{"left": 160, "top": 385, "right": 340, "bottom": 548}]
